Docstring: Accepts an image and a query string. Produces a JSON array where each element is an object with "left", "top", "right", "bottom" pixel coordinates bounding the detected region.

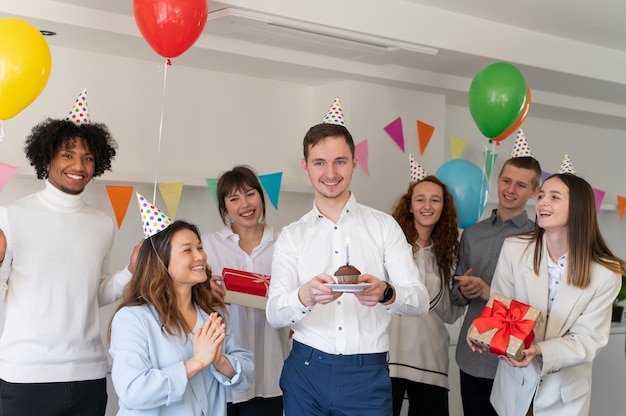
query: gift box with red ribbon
[
  {"left": 222, "top": 268, "right": 271, "bottom": 309},
  {"left": 468, "top": 292, "right": 544, "bottom": 361}
]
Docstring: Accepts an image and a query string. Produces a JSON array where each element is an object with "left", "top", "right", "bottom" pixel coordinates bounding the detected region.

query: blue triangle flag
[{"left": 259, "top": 172, "right": 283, "bottom": 210}]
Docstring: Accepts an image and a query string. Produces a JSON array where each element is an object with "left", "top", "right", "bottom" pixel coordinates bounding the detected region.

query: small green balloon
[{"left": 469, "top": 62, "right": 528, "bottom": 139}]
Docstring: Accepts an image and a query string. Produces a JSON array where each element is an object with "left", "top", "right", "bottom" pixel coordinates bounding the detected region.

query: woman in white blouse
[
  {"left": 388, "top": 175, "right": 464, "bottom": 416},
  {"left": 202, "top": 165, "right": 290, "bottom": 416}
]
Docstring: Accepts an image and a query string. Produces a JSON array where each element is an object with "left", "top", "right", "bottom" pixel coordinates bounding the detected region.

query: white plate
[{"left": 323, "top": 283, "right": 371, "bottom": 292}]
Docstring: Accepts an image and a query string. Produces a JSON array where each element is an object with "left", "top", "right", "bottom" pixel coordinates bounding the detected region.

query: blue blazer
[{"left": 110, "top": 304, "right": 254, "bottom": 415}]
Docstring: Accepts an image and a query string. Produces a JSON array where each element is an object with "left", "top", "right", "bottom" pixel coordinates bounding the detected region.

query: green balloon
[{"left": 469, "top": 62, "right": 528, "bottom": 138}]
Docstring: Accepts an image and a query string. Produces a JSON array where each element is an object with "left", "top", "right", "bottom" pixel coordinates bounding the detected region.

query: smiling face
[
  {"left": 302, "top": 135, "right": 356, "bottom": 203},
  {"left": 536, "top": 176, "right": 570, "bottom": 233},
  {"left": 46, "top": 138, "right": 95, "bottom": 195},
  {"left": 224, "top": 186, "right": 264, "bottom": 230},
  {"left": 496, "top": 163, "right": 540, "bottom": 219},
  {"left": 167, "top": 228, "right": 209, "bottom": 291},
  {"left": 410, "top": 180, "right": 444, "bottom": 230}
]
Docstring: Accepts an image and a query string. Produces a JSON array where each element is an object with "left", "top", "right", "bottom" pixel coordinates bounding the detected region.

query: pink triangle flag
[
  {"left": 592, "top": 188, "right": 605, "bottom": 213},
  {"left": 0, "top": 162, "right": 18, "bottom": 192},
  {"left": 355, "top": 140, "right": 369, "bottom": 175},
  {"left": 384, "top": 117, "right": 404, "bottom": 152}
]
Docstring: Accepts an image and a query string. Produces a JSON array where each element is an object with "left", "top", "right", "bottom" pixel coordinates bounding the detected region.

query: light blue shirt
[{"left": 110, "top": 304, "right": 254, "bottom": 415}]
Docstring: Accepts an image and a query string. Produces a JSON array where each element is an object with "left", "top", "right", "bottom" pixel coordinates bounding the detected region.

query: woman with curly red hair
[{"left": 388, "top": 175, "right": 463, "bottom": 416}]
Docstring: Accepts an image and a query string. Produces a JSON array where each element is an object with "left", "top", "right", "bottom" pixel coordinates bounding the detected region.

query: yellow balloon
[{"left": 0, "top": 18, "right": 52, "bottom": 120}]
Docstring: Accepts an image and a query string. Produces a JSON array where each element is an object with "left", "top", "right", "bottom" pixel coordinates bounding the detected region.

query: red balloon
[
  {"left": 492, "top": 86, "right": 531, "bottom": 143},
  {"left": 133, "top": 0, "right": 208, "bottom": 59}
]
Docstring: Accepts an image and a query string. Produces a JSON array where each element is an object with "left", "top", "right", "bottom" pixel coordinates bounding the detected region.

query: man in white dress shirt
[{"left": 266, "top": 101, "right": 429, "bottom": 416}]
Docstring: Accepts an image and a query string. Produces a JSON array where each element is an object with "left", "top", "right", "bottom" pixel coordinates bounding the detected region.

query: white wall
[{"left": 1, "top": 34, "right": 625, "bottom": 415}]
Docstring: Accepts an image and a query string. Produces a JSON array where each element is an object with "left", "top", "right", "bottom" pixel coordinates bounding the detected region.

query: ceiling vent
[{"left": 205, "top": 8, "right": 439, "bottom": 64}]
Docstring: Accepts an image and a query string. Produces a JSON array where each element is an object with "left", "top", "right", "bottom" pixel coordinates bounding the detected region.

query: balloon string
[
  {"left": 153, "top": 59, "right": 169, "bottom": 203},
  {"left": 0, "top": 120, "right": 4, "bottom": 142},
  {"left": 481, "top": 138, "right": 497, "bottom": 220}
]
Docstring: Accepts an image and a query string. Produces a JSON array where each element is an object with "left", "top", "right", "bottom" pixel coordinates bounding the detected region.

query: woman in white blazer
[
  {"left": 484, "top": 173, "right": 624, "bottom": 416},
  {"left": 109, "top": 220, "right": 254, "bottom": 415}
]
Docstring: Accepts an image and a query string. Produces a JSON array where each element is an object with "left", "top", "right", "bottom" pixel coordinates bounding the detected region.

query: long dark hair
[
  {"left": 529, "top": 173, "right": 625, "bottom": 287},
  {"left": 109, "top": 221, "right": 225, "bottom": 340}
]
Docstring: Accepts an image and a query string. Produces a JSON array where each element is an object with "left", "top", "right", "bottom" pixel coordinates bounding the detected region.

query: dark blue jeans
[{"left": 280, "top": 341, "right": 392, "bottom": 416}]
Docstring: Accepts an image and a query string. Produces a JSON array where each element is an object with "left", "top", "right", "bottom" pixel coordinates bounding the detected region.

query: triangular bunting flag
[
  {"left": 205, "top": 178, "right": 219, "bottom": 210},
  {"left": 355, "top": 140, "right": 369, "bottom": 175},
  {"left": 541, "top": 171, "right": 552, "bottom": 184},
  {"left": 450, "top": 135, "right": 466, "bottom": 159},
  {"left": 592, "top": 188, "right": 605, "bottom": 213},
  {"left": 105, "top": 185, "right": 133, "bottom": 229},
  {"left": 483, "top": 149, "right": 498, "bottom": 180},
  {"left": 416, "top": 120, "right": 434, "bottom": 155},
  {"left": 384, "top": 117, "right": 404, "bottom": 152},
  {"left": 158, "top": 182, "right": 184, "bottom": 219},
  {"left": 617, "top": 195, "right": 626, "bottom": 223},
  {"left": 0, "top": 162, "right": 18, "bottom": 192},
  {"left": 259, "top": 172, "right": 283, "bottom": 210}
]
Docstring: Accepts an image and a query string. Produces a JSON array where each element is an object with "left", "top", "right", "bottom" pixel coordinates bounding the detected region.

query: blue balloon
[{"left": 436, "top": 159, "right": 489, "bottom": 229}]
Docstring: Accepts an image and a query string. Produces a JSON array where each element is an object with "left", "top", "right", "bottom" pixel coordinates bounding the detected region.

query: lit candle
[{"left": 346, "top": 237, "right": 350, "bottom": 265}]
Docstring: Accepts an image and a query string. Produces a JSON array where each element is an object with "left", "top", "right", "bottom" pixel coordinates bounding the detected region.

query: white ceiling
[{"left": 3, "top": 0, "right": 626, "bottom": 129}]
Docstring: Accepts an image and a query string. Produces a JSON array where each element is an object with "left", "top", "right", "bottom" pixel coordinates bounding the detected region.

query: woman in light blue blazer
[
  {"left": 482, "top": 173, "right": 624, "bottom": 416},
  {"left": 109, "top": 220, "right": 254, "bottom": 415}
]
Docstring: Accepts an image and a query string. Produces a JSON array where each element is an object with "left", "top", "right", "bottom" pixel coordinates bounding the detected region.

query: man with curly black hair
[{"left": 0, "top": 118, "right": 139, "bottom": 415}]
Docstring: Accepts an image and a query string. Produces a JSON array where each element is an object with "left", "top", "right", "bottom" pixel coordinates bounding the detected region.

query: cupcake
[{"left": 334, "top": 264, "right": 361, "bottom": 284}]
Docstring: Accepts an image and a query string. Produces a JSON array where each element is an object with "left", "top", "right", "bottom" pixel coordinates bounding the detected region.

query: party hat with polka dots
[
  {"left": 136, "top": 193, "right": 173, "bottom": 238},
  {"left": 66, "top": 88, "right": 90, "bottom": 124},
  {"left": 510, "top": 129, "right": 533, "bottom": 158},
  {"left": 558, "top": 154, "right": 576, "bottom": 174},
  {"left": 323, "top": 97, "right": 345, "bottom": 125},
  {"left": 410, "top": 153, "right": 428, "bottom": 182}
]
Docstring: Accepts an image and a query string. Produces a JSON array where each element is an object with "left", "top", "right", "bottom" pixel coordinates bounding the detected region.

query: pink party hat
[
  {"left": 558, "top": 154, "right": 576, "bottom": 174},
  {"left": 510, "top": 129, "right": 533, "bottom": 158},
  {"left": 323, "top": 97, "right": 345, "bottom": 125},
  {"left": 66, "top": 88, "right": 90, "bottom": 124},
  {"left": 409, "top": 153, "right": 428, "bottom": 182},
  {"left": 136, "top": 193, "right": 173, "bottom": 238}
]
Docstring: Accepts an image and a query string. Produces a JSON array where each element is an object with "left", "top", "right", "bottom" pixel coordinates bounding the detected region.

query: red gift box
[
  {"left": 468, "top": 293, "right": 544, "bottom": 361},
  {"left": 223, "top": 268, "right": 270, "bottom": 297}
]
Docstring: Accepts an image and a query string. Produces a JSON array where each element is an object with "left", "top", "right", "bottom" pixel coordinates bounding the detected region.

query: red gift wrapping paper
[
  {"left": 222, "top": 268, "right": 270, "bottom": 297},
  {"left": 468, "top": 292, "right": 544, "bottom": 361}
]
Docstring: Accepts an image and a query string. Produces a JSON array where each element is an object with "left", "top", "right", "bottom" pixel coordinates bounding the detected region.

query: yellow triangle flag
[
  {"left": 158, "top": 182, "right": 184, "bottom": 219},
  {"left": 450, "top": 135, "right": 466, "bottom": 159},
  {"left": 106, "top": 185, "right": 134, "bottom": 228}
]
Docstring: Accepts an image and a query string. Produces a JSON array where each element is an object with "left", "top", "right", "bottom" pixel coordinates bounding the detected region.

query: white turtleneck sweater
[{"left": 0, "top": 181, "right": 131, "bottom": 383}]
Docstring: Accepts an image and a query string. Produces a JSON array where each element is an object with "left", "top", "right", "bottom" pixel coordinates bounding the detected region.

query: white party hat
[
  {"left": 66, "top": 88, "right": 90, "bottom": 124},
  {"left": 510, "top": 129, "right": 533, "bottom": 158},
  {"left": 322, "top": 96, "right": 345, "bottom": 125},
  {"left": 409, "top": 153, "right": 428, "bottom": 182},
  {"left": 136, "top": 193, "right": 173, "bottom": 239},
  {"left": 558, "top": 154, "right": 576, "bottom": 174}
]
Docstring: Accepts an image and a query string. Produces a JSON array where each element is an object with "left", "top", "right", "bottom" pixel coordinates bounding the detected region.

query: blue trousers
[{"left": 280, "top": 341, "right": 392, "bottom": 416}]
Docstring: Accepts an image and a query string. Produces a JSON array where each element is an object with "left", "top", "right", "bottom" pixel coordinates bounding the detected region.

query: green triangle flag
[
  {"left": 258, "top": 172, "right": 283, "bottom": 210},
  {"left": 483, "top": 150, "right": 498, "bottom": 180},
  {"left": 205, "top": 178, "right": 219, "bottom": 209}
]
